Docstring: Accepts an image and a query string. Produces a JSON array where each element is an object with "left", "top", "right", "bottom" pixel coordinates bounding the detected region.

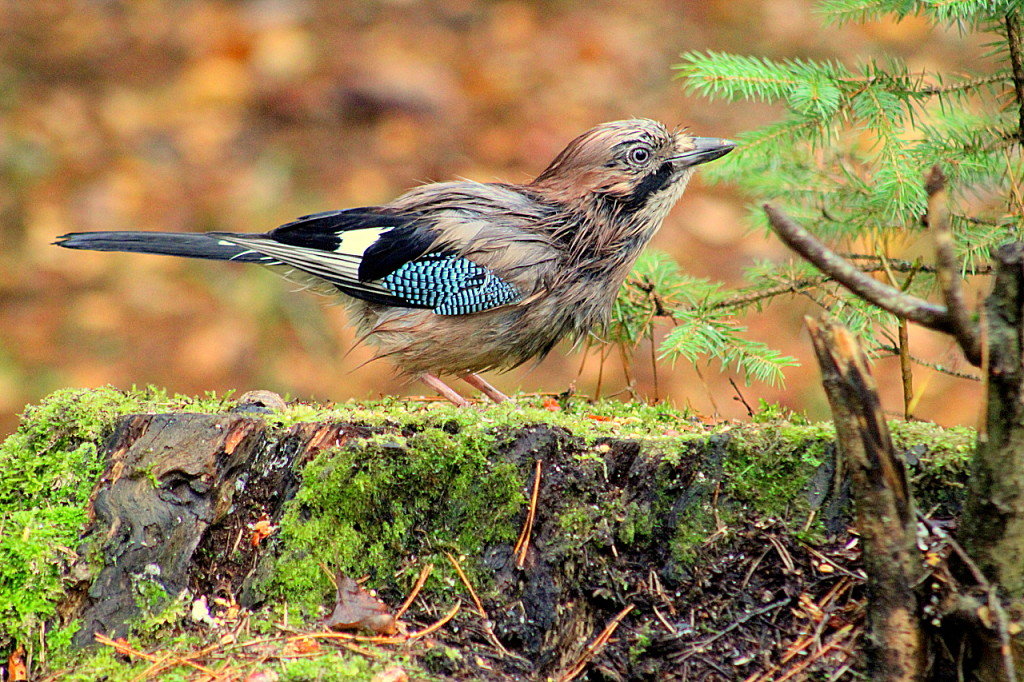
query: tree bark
[{"left": 962, "top": 242, "right": 1024, "bottom": 598}]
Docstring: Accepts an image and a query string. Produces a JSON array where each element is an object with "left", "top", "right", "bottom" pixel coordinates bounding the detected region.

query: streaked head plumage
[{"left": 530, "top": 119, "right": 734, "bottom": 216}]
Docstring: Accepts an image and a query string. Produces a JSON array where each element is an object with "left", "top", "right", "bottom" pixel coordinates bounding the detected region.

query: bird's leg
[
  {"left": 419, "top": 373, "right": 471, "bottom": 407},
  {"left": 462, "top": 373, "right": 510, "bottom": 403}
]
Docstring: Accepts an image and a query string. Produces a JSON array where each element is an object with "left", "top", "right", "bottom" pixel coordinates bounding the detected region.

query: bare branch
[
  {"left": 927, "top": 166, "right": 982, "bottom": 365},
  {"left": 762, "top": 204, "right": 955, "bottom": 334}
]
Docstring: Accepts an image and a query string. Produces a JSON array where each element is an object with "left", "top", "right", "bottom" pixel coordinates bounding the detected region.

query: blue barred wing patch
[{"left": 381, "top": 254, "right": 522, "bottom": 315}]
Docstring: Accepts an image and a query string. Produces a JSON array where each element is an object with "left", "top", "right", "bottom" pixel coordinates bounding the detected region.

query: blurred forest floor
[{"left": 0, "top": 0, "right": 989, "bottom": 435}]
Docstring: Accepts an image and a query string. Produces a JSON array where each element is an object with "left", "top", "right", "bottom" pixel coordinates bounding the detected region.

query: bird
[{"left": 55, "top": 119, "right": 735, "bottom": 406}]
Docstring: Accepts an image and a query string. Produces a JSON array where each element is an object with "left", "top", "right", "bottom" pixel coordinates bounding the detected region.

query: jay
[{"left": 56, "top": 119, "right": 734, "bottom": 406}]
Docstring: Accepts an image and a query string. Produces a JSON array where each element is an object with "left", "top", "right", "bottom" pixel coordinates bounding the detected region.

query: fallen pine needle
[
  {"left": 407, "top": 603, "right": 461, "bottom": 640},
  {"left": 556, "top": 603, "right": 634, "bottom": 682},
  {"left": 94, "top": 633, "right": 218, "bottom": 680},
  {"left": 290, "top": 632, "right": 406, "bottom": 646},
  {"left": 746, "top": 623, "right": 855, "bottom": 682},
  {"left": 395, "top": 563, "right": 434, "bottom": 621},
  {"left": 444, "top": 552, "right": 487, "bottom": 619},
  {"left": 513, "top": 459, "right": 543, "bottom": 568},
  {"left": 442, "top": 553, "right": 523, "bottom": 661}
]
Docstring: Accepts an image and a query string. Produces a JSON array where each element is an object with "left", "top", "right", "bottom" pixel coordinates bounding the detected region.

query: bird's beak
[{"left": 671, "top": 137, "right": 736, "bottom": 167}]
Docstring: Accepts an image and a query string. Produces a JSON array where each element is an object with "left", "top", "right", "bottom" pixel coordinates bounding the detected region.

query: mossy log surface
[{"left": 0, "top": 388, "right": 977, "bottom": 681}]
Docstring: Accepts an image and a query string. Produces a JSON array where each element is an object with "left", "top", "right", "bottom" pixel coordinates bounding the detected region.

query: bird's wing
[{"left": 213, "top": 208, "right": 527, "bottom": 315}]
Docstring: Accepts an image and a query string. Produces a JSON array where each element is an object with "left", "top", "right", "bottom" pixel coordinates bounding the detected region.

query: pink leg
[
  {"left": 462, "top": 373, "right": 510, "bottom": 403},
  {"left": 420, "top": 373, "right": 471, "bottom": 407}
]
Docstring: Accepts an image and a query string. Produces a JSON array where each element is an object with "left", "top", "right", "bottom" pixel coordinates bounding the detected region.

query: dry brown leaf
[{"left": 326, "top": 575, "right": 397, "bottom": 635}]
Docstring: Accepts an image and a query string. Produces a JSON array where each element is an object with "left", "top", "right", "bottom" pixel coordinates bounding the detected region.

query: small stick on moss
[
  {"left": 394, "top": 563, "right": 434, "bottom": 621},
  {"left": 513, "top": 459, "right": 543, "bottom": 568},
  {"left": 729, "top": 378, "right": 755, "bottom": 418},
  {"left": 293, "top": 631, "right": 406, "bottom": 646},
  {"left": 556, "top": 603, "right": 635, "bottom": 682}
]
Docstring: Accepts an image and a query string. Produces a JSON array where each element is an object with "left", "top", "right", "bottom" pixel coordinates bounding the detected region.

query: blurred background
[{"left": 0, "top": 0, "right": 988, "bottom": 434}]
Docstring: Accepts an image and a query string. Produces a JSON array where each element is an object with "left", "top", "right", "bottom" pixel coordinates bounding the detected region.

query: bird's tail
[{"left": 54, "top": 231, "right": 270, "bottom": 263}]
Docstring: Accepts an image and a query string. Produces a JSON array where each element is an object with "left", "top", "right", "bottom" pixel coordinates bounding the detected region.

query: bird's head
[{"left": 530, "top": 119, "right": 735, "bottom": 222}]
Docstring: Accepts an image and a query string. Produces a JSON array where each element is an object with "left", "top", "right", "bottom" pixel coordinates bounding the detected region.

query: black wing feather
[
  {"left": 270, "top": 208, "right": 415, "bottom": 252},
  {"left": 358, "top": 225, "right": 438, "bottom": 282}
]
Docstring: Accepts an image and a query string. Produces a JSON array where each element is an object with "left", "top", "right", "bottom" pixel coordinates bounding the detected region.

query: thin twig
[
  {"left": 406, "top": 603, "right": 461, "bottom": 640},
  {"left": 928, "top": 166, "right": 982, "bottom": 365},
  {"left": 729, "top": 378, "right": 756, "bottom": 417},
  {"left": 675, "top": 599, "right": 790, "bottom": 663},
  {"left": 764, "top": 204, "right": 955, "bottom": 333},
  {"left": 872, "top": 346, "right": 981, "bottom": 381},
  {"left": 444, "top": 552, "right": 487, "bottom": 619},
  {"left": 919, "top": 71, "right": 1012, "bottom": 95},
  {"left": 709, "top": 276, "right": 831, "bottom": 310},
  {"left": 94, "top": 633, "right": 218, "bottom": 679},
  {"left": 879, "top": 252, "right": 918, "bottom": 418},
  {"left": 842, "top": 253, "right": 993, "bottom": 275},
  {"left": 443, "top": 552, "right": 523, "bottom": 661}
]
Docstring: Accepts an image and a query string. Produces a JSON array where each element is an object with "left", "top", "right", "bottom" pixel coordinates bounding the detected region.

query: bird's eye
[{"left": 627, "top": 146, "right": 651, "bottom": 166}]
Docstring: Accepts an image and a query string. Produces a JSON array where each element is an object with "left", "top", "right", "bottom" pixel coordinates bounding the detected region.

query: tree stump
[{"left": 72, "top": 411, "right": 366, "bottom": 646}]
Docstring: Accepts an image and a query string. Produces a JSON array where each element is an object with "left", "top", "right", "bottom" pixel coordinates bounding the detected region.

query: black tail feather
[{"left": 54, "top": 231, "right": 272, "bottom": 263}]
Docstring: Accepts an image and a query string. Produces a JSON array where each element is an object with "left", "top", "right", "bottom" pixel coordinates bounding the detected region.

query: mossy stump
[{"left": 0, "top": 388, "right": 977, "bottom": 680}]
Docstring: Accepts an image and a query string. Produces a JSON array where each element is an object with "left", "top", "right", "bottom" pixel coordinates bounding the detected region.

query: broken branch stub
[{"left": 806, "top": 317, "right": 925, "bottom": 682}]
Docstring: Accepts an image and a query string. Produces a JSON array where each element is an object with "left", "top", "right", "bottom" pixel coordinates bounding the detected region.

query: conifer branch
[
  {"left": 841, "top": 254, "right": 993, "bottom": 276},
  {"left": 919, "top": 72, "right": 1011, "bottom": 96},
  {"left": 709, "top": 277, "right": 830, "bottom": 310}
]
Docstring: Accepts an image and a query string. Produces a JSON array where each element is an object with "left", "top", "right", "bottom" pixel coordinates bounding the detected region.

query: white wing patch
[{"left": 336, "top": 228, "right": 387, "bottom": 257}]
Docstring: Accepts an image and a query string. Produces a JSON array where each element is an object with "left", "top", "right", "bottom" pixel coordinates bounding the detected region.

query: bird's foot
[
  {"left": 462, "top": 373, "right": 510, "bottom": 403},
  {"left": 419, "top": 373, "right": 471, "bottom": 407}
]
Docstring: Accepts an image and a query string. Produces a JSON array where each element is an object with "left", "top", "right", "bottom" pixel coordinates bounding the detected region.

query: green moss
[
  {"left": 266, "top": 425, "right": 525, "bottom": 615},
  {"left": 278, "top": 650, "right": 397, "bottom": 681},
  {"left": 268, "top": 393, "right": 703, "bottom": 445},
  {"left": 892, "top": 421, "right": 975, "bottom": 515},
  {"left": 670, "top": 505, "right": 723, "bottom": 566},
  {"left": 724, "top": 422, "right": 835, "bottom": 519}
]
